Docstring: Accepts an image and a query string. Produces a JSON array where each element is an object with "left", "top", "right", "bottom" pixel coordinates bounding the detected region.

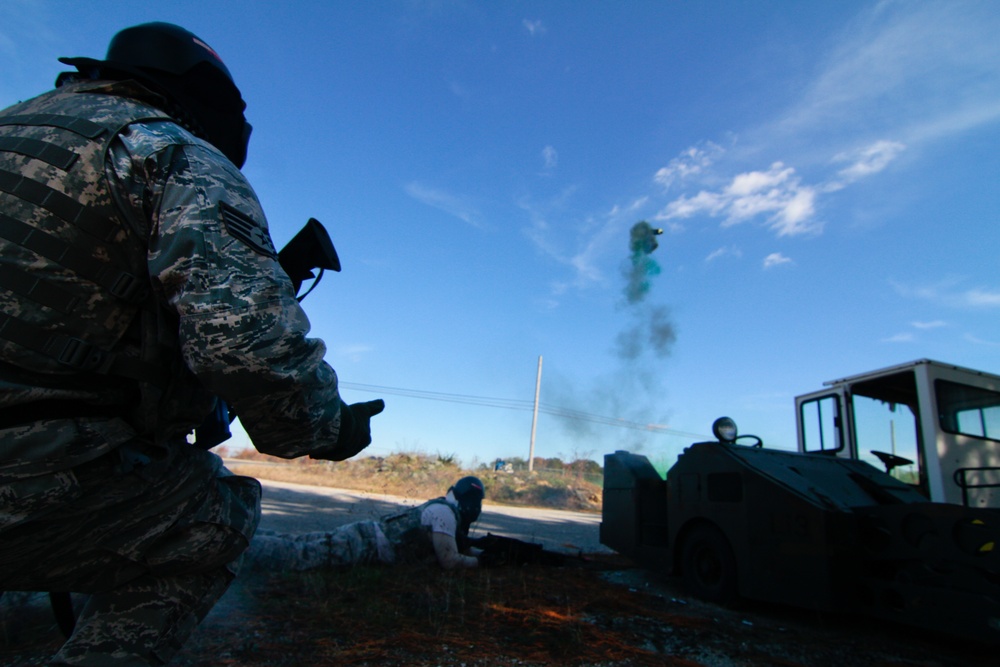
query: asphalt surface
[{"left": 256, "top": 478, "right": 613, "bottom": 555}]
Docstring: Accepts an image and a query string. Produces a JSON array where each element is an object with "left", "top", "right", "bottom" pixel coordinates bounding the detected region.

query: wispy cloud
[
  {"left": 776, "top": 1, "right": 1000, "bottom": 146},
  {"left": 521, "top": 190, "right": 639, "bottom": 296},
  {"left": 337, "top": 344, "right": 373, "bottom": 362},
  {"left": 912, "top": 320, "right": 947, "bottom": 329},
  {"left": 654, "top": 142, "right": 723, "bottom": 190},
  {"left": 542, "top": 145, "right": 558, "bottom": 171},
  {"left": 0, "top": 4, "right": 61, "bottom": 102},
  {"left": 827, "top": 140, "right": 907, "bottom": 190},
  {"left": 404, "top": 182, "right": 486, "bottom": 229},
  {"left": 883, "top": 319, "right": 948, "bottom": 344},
  {"left": 523, "top": 19, "right": 546, "bottom": 37},
  {"left": 657, "top": 162, "right": 821, "bottom": 237},
  {"left": 648, "top": 2, "right": 998, "bottom": 240},
  {"left": 527, "top": 2, "right": 1000, "bottom": 299},
  {"left": 763, "top": 252, "right": 792, "bottom": 269},
  {"left": 653, "top": 137, "right": 913, "bottom": 236},
  {"left": 964, "top": 289, "right": 1000, "bottom": 308},
  {"left": 705, "top": 245, "right": 741, "bottom": 263},
  {"left": 965, "top": 333, "right": 1000, "bottom": 346},
  {"left": 892, "top": 279, "right": 1000, "bottom": 309}
]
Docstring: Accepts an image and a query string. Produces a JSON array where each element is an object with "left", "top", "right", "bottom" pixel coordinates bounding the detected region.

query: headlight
[{"left": 712, "top": 417, "right": 738, "bottom": 443}]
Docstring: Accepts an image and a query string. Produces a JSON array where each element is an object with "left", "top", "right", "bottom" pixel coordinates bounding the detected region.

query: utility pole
[{"left": 528, "top": 355, "right": 542, "bottom": 472}]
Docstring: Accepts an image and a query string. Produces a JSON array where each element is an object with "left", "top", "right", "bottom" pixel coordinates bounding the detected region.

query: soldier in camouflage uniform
[
  {"left": 248, "top": 477, "right": 486, "bottom": 571},
  {"left": 0, "top": 23, "right": 383, "bottom": 666}
]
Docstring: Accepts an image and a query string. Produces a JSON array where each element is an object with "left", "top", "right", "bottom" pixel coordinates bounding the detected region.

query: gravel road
[{"left": 256, "top": 478, "right": 613, "bottom": 555}]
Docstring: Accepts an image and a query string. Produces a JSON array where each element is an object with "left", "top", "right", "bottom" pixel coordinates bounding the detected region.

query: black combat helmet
[
  {"left": 58, "top": 22, "right": 252, "bottom": 168},
  {"left": 450, "top": 476, "right": 485, "bottom": 530}
]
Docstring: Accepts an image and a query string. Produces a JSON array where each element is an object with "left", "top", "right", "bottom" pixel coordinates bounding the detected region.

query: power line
[
  {"left": 340, "top": 382, "right": 532, "bottom": 410},
  {"left": 339, "top": 381, "right": 707, "bottom": 440}
]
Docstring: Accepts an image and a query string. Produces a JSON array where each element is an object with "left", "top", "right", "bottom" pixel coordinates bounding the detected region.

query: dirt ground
[
  {"left": 4, "top": 560, "right": 995, "bottom": 667},
  {"left": 2, "top": 481, "right": 997, "bottom": 666},
  {"left": 174, "top": 560, "right": 995, "bottom": 667}
]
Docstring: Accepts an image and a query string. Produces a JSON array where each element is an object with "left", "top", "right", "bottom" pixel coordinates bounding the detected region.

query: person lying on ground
[{"left": 248, "top": 476, "right": 486, "bottom": 571}]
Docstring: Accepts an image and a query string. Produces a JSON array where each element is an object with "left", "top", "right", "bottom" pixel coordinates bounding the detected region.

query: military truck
[{"left": 600, "top": 359, "right": 1000, "bottom": 642}]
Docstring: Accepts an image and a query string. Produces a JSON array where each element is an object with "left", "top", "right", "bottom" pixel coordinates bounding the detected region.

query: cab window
[
  {"left": 800, "top": 394, "right": 843, "bottom": 454},
  {"left": 849, "top": 370, "right": 922, "bottom": 489},
  {"left": 936, "top": 380, "right": 1000, "bottom": 442},
  {"left": 851, "top": 394, "right": 920, "bottom": 487}
]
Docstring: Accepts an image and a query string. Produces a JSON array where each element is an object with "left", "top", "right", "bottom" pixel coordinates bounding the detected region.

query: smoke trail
[
  {"left": 618, "top": 221, "right": 675, "bottom": 360},
  {"left": 624, "top": 221, "right": 663, "bottom": 304},
  {"left": 616, "top": 305, "right": 677, "bottom": 361},
  {"left": 542, "top": 220, "right": 678, "bottom": 455}
]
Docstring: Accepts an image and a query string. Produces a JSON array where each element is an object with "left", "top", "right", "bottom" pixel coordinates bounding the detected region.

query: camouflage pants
[
  {"left": 0, "top": 430, "right": 261, "bottom": 666},
  {"left": 248, "top": 521, "right": 394, "bottom": 571}
]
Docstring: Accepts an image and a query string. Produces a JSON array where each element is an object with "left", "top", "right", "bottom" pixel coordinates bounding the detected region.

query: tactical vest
[
  {"left": 380, "top": 498, "right": 462, "bottom": 563},
  {"left": 0, "top": 84, "right": 172, "bottom": 391}
]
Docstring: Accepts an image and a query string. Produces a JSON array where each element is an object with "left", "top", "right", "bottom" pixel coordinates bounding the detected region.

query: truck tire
[{"left": 680, "top": 524, "right": 738, "bottom": 603}]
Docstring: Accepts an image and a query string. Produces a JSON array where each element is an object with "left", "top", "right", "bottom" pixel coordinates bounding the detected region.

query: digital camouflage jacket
[
  {"left": 380, "top": 497, "right": 463, "bottom": 563},
  {"left": 0, "top": 80, "right": 345, "bottom": 476}
]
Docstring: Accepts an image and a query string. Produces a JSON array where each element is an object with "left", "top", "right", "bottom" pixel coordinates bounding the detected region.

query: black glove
[{"left": 310, "top": 399, "right": 385, "bottom": 461}]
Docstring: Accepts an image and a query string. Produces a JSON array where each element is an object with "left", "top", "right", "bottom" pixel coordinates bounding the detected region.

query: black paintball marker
[
  {"left": 278, "top": 217, "right": 341, "bottom": 301},
  {"left": 469, "top": 532, "right": 568, "bottom": 567},
  {"left": 194, "top": 218, "right": 341, "bottom": 448}
]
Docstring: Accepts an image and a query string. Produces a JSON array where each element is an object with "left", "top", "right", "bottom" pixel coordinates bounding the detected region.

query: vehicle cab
[{"left": 795, "top": 359, "right": 1000, "bottom": 508}]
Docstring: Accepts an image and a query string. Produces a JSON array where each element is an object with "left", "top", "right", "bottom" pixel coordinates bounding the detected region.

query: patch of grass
[{"left": 177, "top": 558, "right": 699, "bottom": 666}]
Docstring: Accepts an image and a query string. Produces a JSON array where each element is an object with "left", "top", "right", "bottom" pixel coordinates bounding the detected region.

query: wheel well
[
  {"left": 674, "top": 518, "right": 741, "bottom": 603},
  {"left": 673, "top": 518, "right": 727, "bottom": 575}
]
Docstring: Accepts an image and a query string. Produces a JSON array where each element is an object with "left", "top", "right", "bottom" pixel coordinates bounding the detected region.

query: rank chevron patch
[{"left": 219, "top": 201, "right": 277, "bottom": 258}]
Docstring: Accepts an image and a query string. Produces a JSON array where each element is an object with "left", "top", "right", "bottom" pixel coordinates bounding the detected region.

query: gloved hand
[{"left": 310, "top": 399, "right": 385, "bottom": 461}]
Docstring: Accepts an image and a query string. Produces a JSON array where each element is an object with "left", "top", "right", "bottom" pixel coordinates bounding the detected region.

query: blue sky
[{"left": 4, "top": 1, "right": 1000, "bottom": 469}]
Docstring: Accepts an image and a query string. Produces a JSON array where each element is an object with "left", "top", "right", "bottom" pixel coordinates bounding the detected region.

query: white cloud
[
  {"left": 762, "top": 252, "right": 792, "bottom": 269},
  {"left": 881, "top": 319, "right": 951, "bottom": 344},
  {"left": 965, "top": 333, "right": 1000, "bottom": 346},
  {"left": 912, "top": 320, "right": 947, "bottom": 329},
  {"left": 527, "top": 2, "right": 1000, "bottom": 302},
  {"left": 627, "top": 196, "right": 648, "bottom": 212},
  {"left": 658, "top": 190, "right": 723, "bottom": 220},
  {"left": 773, "top": 2, "right": 1000, "bottom": 150},
  {"left": 904, "top": 99, "right": 1000, "bottom": 145},
  {"left": 728, "top": 164, "right": 793, "bottom": 197},
  {"left": 891, "top": 279, "right": 1000, "bottom": 309},
  {"left": 405, "top": 182, "right": 486, "bottom": 229},
  {"left": 827, "top": 140, "right": 907, "bottom": 190},
  {"left": 523, "top": 19, "right": 546, "bottom": 36},
  {"left": 657, "top": 162, "right": 822, "bottom": 237},
  {"left": 964, "top": 288, "right": 1000, "bottom": 308},
  {"left": 519, "top": 190, "right": 602, "bottom": 288},
  {"left": 626, "top": 1, "right": 1000, "bottom": 272},
  {"left": 337, "top": 344, "right": 373, "bottom": 362},
  {"left": 705, "top": 246, "right": 742, "bottom": 263},
  {"left": 654, "top": 142, "right": 723, "bottom": 189},
  {"left": 542, "top": 145, "right": 558, "bottom": 170}
]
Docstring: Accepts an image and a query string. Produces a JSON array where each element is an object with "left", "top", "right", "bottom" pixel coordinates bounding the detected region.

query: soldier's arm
[
  {"left": 431, "top": 532, "right": 479, "bottom": 570},
  {"left": 115, "top": 125, "right": 346, "bottom": 458}
]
